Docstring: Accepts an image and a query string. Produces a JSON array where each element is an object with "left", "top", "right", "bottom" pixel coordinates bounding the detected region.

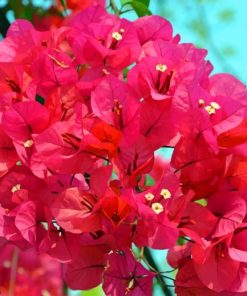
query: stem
[
  {"left": 109, "top": 0, "right": 120, "bottom": 16},
  {"left": 120, "top": 9, "right": 133, "bottom": 15},
  {"left": 161, "top": 146, "right": 174, "bottom": 149},
  {"left": 144, "top": 248, "right": 173, "bottom": 296},
  {"left": 9, "top": 247, "right": 19, "bottom": 296},
  {"left": 63, "top": 281, "right": 68, "bottom": 295},
  {"left": 0, "top": 8, "right": 10, "bottom": 37}
]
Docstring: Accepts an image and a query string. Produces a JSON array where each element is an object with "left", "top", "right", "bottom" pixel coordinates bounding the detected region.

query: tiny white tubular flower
[
  {"left": 112, "top": 31, "right": 123, "bottom": 41},
  {"left": 152, "top": 202, "right": 164, "bottom": 214},
  {"left": 11, "top": 184, "right": 21, "bottom": 193},
  {"left": 24, "top": 139, "right": 34, "bottom": 148},
  {"left": 156, "top": 64, "right": 167, "bottom": 72},
  {"left": 145, "top": 192, "right": 155, "bottom": 201},
  {"left": 204, "top": 101, "right": 221, "bottom": 115},
  {"left": 160, "top": 188, "right": 171, "bottom": 199}
]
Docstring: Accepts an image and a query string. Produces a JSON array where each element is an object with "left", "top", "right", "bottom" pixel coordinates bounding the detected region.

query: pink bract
[{"left": 0, "top": 3, "right": 247, "bottom": 296}]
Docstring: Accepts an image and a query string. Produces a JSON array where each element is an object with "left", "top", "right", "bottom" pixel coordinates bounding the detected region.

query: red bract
[
  {"left": 64, "top": 245, "right": 107, "bottom": 290},
  {"left": 192, "top": 238, "right": 240, "bottom": 292},
  {"left": 91, "top": 75, "right": 140, "bottom": 129},
  {"left": 0, "top": 244, "right": 63, "bottom": 296},
  {"left": 51, "top": 187, "right": 102, "bottom": 233},
  {"left": 0, "top": 127, "right": 18, "bottom": 177},
  {"left": 69, "top": 7, "right": 141, "bottom": 71},
  {"left": 0, "top": 2, "right": 247, "bottom": 295},
  {"left": 134, "top": 15, "right": 173, "bottom": 46},
  {"left": 103, "top": 250, "right": 155, "bottom": 296},
  {"left": 35, "top": 120, "right": 94, "bottom": 174}
]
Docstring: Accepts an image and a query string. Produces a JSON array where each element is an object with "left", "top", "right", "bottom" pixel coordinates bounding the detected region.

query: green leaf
[
  {"left": 130, "top": 1, "right": 152, "bottom": 17},
  {"left": 177, "top": 236, "right": 188, "bottom": 246},
  {"left": 222, "top": 46, "right": 236, "bottom": 57},
  {"left": 122, "top": 67, "right": 129, "bottom": 79},
  {"left": 120, "top": 0, "right": 151, "bottom": 16},
  {"left": 36, "top": 94, "right": 45, "bottom": 105},
  {"left": 80, "top": 285, "right": 104, "bottom": 296},
  {"left": 60, "top": 0, "right": 67, "bottom": 10},
  {"left": 218, "top": 9, "right": 235, "bottom": 22},
  {"left": 187, "top": 20, "right": 208, "bottom": 40},
  {"left": 194, "top": 198, "right": 208, "bottom": 207},
  {"left": 145, "top": 174, "right": 155, "bottom": 186},
  {"left": 135, "top": 0, "right": 150, "bottom": 6},
  {"left": 121, "top": 0, "right": 130, "bottom": 5}
]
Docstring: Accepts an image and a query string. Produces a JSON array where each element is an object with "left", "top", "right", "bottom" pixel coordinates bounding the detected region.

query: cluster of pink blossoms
[
  {"left": 0, "top": 239, "right": 63, "bottom": 295},
  {"left": 1, "top": 3, "right": 247, "bottom": 295}
]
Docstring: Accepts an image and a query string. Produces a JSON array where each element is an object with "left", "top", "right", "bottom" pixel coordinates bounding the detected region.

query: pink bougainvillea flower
[
  {"left": 218, "top": 118, "right": 247, "bottom": 148},
  {"left": 35, "top": 119, "right": 94, "bottom": 174},
  {"left": 57, "top": 0, "right": 105, "bottom": 12},
  {"left": 89, "top": 121, "right": 122, "bottom": 158},
  {"left": 178, "top": 201, "right": 218, "bottom": 238},
  {"left": 91, "top": 75, "right": 140, "bottom": 129},
  {"left": 0, "top": 244, "right": 64, "bottom": 296},
  {"left": 192, "top": 237, "right": 240, "bottom": 292},
  {"left": 64, "top": 245, "right": 107, "bottom": 290},
  {"left": 103, "top": 250, "right": 155, "bottom": 296},
  {"left": 0, "top": 127, "right": 18, "bottom": 177},
  {"left": 134, "top": 15, "right": 173, "bottom": 46},
  {"left": 207, "top": 192, "right": 246, "bottom": 237},
  {"left": 100, "top": 194, "right": 132, "bottom": 228},
  {"left": 228, "top": 227, "right": 247, "bottom": 264},
  {"left": 32, "top": 48, "right": 78, "bottom": 97},
  {"left": 14, "top": 201, "right": 49, "bottom": 250},
  {"left": 175, "top": 259, "right": 247, "bottom": 296},
  {"left": 0, "top": 2, "right": 247, "bottom": 295},
  {"left": 70, "top": 9, "right": 141, "bottom": 71},
  {"left": 1, "top": 101, "right": 50, "bottom": 167},
  {"left": 51, "top": 187, "right": 102, "bottom": 233},
  {"left": 128, "top": 56, "right": 177, "bottom": 101}
]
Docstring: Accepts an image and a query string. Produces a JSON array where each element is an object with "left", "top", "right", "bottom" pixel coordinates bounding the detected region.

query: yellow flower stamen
[
  {"left": 11, "top": 184, "right": 21, "bottom": 193},
  {"left": 198, "top": 99, "right": 205, "bottom": 107},
  {"left": 156, "top": 64, "right": 167, "bottom": 72},
  {"left": 204, "top": 101, "right": 221, "bottom": 115},
  {"left": 160, "top": 188, "right": 171, "bottom": 199},
  {"left": 112, "top": 32, "right": 123, "bottom": 41},
  {"left": 145, "top": 192, "right": 155, "bottom": 201},
  {"left": 210, "top": 101, "right": 221, "bottom": 109},
  {"left": 24, "top": 139, "right": 34, "bottom": 148},
  {"left": 152, "top": 202, "right": 164, "bottom": 214}
]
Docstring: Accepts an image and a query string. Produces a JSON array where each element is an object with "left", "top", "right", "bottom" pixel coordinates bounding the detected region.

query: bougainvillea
[{"left": 0, "top": 2, "right": 247, "bottom": 295}]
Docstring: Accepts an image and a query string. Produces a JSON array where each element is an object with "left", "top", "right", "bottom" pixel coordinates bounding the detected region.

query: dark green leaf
[
  {"left": 135, "top": 0, "right": 150, "bottom": 7},
  {"left": 177, "top": 237, "right": 187, "bottom": 245},
  {"left": 130, "top": 1, "right": 152, "bottom": 17},
  {"left": 36, "top": 94, "right": 45, "bottom": 105},
  {"left": 145, "top": 174, "right": 155, "bottom": 186},
  {"left": 0, "top": 10, "right": 10, "bottom": 37},
  {"left": 194, "top": 198, "right": 208, "bottom": 207},
  {"left": 60, "top": 0, "right": 67, "bottom": 10}
]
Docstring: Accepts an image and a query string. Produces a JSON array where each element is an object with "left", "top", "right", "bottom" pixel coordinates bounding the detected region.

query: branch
[
  {"left": 109, "top": 0, "right": 120, "bottom": 16},
  {"left": 0, "top": 9, "right": 10, "bottom": 37},
  {"left": 144, "top": 248, "right": 173, "bottom": 296},
  {"left": 9, "top": 247, "right": 19, "bottom": 296}
]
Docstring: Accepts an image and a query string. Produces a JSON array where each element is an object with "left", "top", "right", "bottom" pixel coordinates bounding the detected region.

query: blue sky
[{"left": 149, "top": 0, "right": 247, "bottom": 84}]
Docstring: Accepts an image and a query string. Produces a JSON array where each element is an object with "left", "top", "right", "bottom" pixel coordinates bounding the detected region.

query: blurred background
[{"left": 0, "top": 0, "right": 246, "bottom": 295}]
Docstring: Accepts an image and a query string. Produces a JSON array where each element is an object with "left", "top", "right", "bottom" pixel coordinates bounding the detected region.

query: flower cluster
[
  {"left": 0, "top": 239, "right": 63, "bottom": 295},
  {"left": 0, "top": 3, "right": 247, "bottom": 295}
]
